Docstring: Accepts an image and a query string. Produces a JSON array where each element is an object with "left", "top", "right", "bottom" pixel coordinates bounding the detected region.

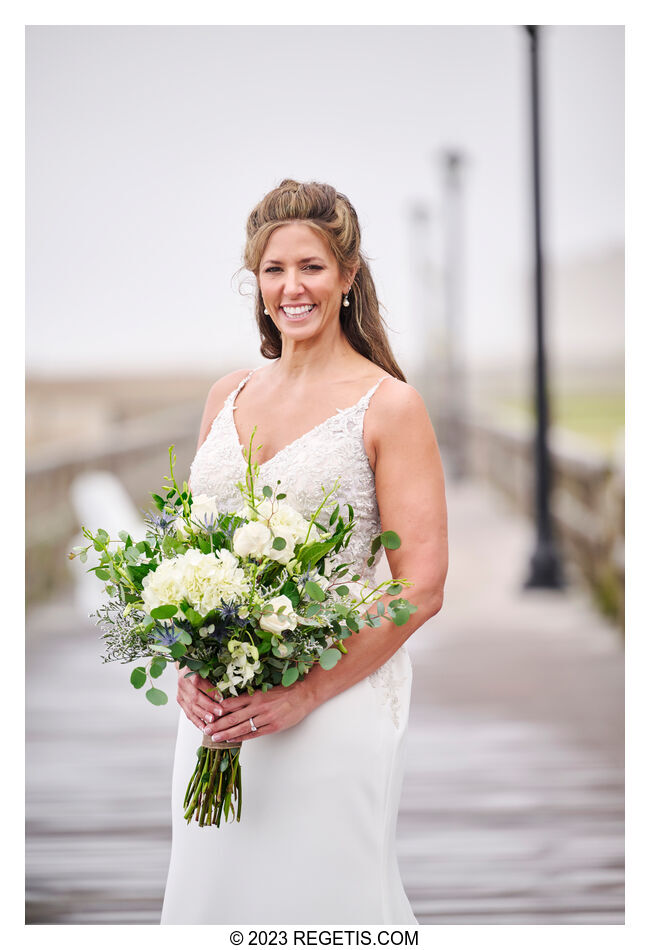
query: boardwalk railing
[
  {"left": 452, "top": 413, "right": 624, "bottom": 628},
  {"left": 27, "top": 397, "right": 625, "bottom": 629},
  {"left": 26, "top": 402, "right": 201, "bottom": 603}
]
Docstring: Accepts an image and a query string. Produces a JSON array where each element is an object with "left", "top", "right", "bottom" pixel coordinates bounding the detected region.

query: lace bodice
[
  {"left": 189, "top": 367, "right": 408, "bottom": 725},
  {"left": 191, "top": 368, "right": 388, "bottom": 582}
]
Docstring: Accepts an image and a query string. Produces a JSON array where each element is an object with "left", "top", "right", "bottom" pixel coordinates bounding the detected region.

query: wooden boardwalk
[{"left": 25, "top": 482, "right": 624, "bottom": 924}]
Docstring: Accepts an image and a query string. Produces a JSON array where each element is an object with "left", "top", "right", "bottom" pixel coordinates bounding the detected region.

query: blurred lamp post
[
  {"left": 408, "top": 202, "right": 442, "bottom": 407},
  {"left": 523, "top": 25, "right": 564, "bottom": 589},
  {"left": 439, "top": 150, "right": 467, "bottom": 481}
]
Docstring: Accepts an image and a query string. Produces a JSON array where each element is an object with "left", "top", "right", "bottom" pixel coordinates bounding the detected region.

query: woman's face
[{"left": 258, "top": 222, "right": 350, "bottom": 343}]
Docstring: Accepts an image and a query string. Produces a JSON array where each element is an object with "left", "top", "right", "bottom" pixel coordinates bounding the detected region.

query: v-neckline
[{"left": 229, "top": 368, "right": 387, "bottom": 469}]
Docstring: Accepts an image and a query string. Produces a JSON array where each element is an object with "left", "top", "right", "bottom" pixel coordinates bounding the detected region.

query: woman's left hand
[{"left": 201, "top": 679, "right": 316, "bottom": 744}]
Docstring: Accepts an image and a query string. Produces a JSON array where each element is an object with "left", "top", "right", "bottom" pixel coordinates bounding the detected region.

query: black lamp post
[
  {"left": 523, "top": 25, "right": 564, "bottom": 589},
  {"left": 441, "top": 150, "right": 466, "bottom": 481}
]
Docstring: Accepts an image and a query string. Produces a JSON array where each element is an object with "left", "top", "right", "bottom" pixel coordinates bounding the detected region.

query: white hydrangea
[
  {"left": 142, "top": 548, "right": 249, "bottom": 617},
  {"left": 140, "top": 557, "right": 187, "bottom": 613}
]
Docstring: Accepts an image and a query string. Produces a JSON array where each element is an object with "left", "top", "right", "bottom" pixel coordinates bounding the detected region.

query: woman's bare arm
[{"left": 200, "top": 379, "right": 448, "bottom": 741}]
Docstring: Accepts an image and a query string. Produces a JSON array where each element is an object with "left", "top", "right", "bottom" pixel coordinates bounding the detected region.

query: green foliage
[
  {"left": 304, "top": 580, "right": 326, "bottom": 602},
  {"left": 380, "top": 530, "right": 401, "bottom": 550},
  {"left": 75, "top": 441, "right": 417, "bottom": 735},
  {"left": 146, "top": 687, "right": 168, "bottom": 706},
  {"left": 150, "top": 657, "right": 167, "bottom": 678},
  {"left": 130, "top": 667, "right": 146, "bottom": 689},
  {"left": 319, "top": 648, "right": 342, "bottom": 671},
  {"left": 282, "top": 667, "right": 299, "bottom": 687},
  {"left": 150, "top": 605, "right": 178, "bottom": 620}
]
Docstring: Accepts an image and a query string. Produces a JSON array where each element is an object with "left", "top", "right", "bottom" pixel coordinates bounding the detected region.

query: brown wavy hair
[{"left": 242, "top": 179, "right": 406, "bottom": 382}]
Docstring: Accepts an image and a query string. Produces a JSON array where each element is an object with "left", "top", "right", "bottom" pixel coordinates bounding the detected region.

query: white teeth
[{"left": 283, "top": 305, "right": 314, "bottom": 316}]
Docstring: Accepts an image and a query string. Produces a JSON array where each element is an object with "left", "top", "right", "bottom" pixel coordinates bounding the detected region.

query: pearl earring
[
  {"left": 264, "top": 307, "right": 269, "bottom": 315},
  {"left": 343, "top": 289, "right": 350, "bottom": 308}
]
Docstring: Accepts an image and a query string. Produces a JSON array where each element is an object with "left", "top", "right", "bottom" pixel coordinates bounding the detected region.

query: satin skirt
[{"left": 160, "top": 648, "right": 416, "bottom": 925}]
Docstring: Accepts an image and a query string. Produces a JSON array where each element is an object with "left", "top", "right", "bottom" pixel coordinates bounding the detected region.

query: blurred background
[{"left": 25, "top": 25, "right": 624, "bottom": 924}]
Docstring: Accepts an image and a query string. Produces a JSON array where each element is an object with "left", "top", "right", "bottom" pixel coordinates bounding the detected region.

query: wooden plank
[{"left": 26, "top": 482, "right": 624, "bottom": 925}]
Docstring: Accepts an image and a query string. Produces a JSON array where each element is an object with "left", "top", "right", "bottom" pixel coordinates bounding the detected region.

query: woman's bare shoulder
[
  {"left": 204, "top": 367, "right": 255, "bottom": 409},
  {"left": 370, "top": 377, "right": 431, "bottom": 426},
  {"left": 195, "top": 368, "right": 255, "bottom": 450}
]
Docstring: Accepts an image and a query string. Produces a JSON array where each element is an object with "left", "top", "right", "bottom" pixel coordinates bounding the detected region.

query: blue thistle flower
[
  {"left": 144, "top": 508, "right": 178, "bottom": 532},
  {"left": 198, "top": 512, "right": 218, "bottom": 533},
  {"left": 218, "top": 600, "right": 248, "bottom": 627},
  {"left": 152, "top": 622, "right": 181, "bottom": 646}
]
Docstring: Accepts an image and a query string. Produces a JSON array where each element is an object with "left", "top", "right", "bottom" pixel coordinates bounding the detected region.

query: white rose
[
  {"left": 265, "top": 526, "right": 295, "bottom": 565},
  {"left": 175, "top": 494, "right": 221, "bottom": 535},
  {"left": 268, "top": 503, "right": 310, "bottom": 546},
  {"left": 240, "top": 498, "right": 310, "bottom": 548},
  {"left": 259, "top": 594, "right": 299, "bottom": 635},
  {"left": 233, "top": 520, "right": 272, "bottom": 559}
]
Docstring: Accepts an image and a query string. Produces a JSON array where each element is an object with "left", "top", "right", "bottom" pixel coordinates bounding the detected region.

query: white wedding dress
[{"left": 160, "top": 369, "right": 416, "bottom": 925}]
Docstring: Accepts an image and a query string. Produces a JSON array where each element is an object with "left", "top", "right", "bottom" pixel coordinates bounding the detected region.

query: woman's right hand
[{"left": 176, "top": 666, "right": 224, "bottom": 731}]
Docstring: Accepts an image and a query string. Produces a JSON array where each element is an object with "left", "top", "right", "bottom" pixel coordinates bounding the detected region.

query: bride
[{"left": 160, "top": 179, "right": 448, "bottom": 925}]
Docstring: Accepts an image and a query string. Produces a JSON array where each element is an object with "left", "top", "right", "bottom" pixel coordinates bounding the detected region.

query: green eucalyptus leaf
[
  {"left": 282, "top": 667, "right": 299, "bottom": 687},
  {"left": 262, "top": 485, "right": 273, "bottom": 498},
  {"left": 150, "top": 604, "right": 178, "bottom": 620},
  {"left": 150, "top": 657, "right": 167, "bottom": 678},
  {"left": 319, "top": 648, "right": 342, "bottom": 671},
  {"left": 370, "top": 536, "right": 382, "bottom": 555},
  {"left": 392, "top": 609, "right": 411, "bottom": 626},
  {"left": 146, "top": 687, "right": 168, "bottom": 706},
  {"left": 130, "top": 667, "right": 147, "bottom": 689},
  {"left": 304, "top": 580, "right": 326, "bottom": 602},
  {"left": 182, "top": 606, "right": 204, "bottom": 626},
  {"left": 380, "top": 530, "right": 401, "bottom": 550},
  {"left": 335, "top": 585, "right": 349, "bottom": 596}
]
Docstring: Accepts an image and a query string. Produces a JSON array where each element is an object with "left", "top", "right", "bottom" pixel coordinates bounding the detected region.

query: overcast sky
[{"left": 25, "top": 25, "right": 623, "bottom": 377}]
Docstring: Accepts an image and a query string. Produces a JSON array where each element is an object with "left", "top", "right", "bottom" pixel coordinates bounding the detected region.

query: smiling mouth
[{"left": 281, "top": 304, "right": 316, "bottom": 319}]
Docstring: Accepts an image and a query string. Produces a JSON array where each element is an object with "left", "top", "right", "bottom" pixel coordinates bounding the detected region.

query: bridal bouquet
[{"left": 70, "top": 439, "right": 416, "bottom": 827}]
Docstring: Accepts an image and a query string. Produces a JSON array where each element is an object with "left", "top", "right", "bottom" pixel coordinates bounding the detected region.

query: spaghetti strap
[
  {"left": 225, "top": 367, "right": 261, "bottom": 408},
  {"left": 357, "top": 375, "right": 391, "bottom": 411}
]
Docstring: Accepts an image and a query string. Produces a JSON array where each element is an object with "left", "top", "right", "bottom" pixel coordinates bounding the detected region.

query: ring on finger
[{"left": 249, "top": 717, "right": 257, "bottom": 733}]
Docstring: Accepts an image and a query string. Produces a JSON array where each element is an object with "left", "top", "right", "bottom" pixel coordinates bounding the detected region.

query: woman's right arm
[{"left": 176, "top": 368, "right": 254, "bottom": 730}]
